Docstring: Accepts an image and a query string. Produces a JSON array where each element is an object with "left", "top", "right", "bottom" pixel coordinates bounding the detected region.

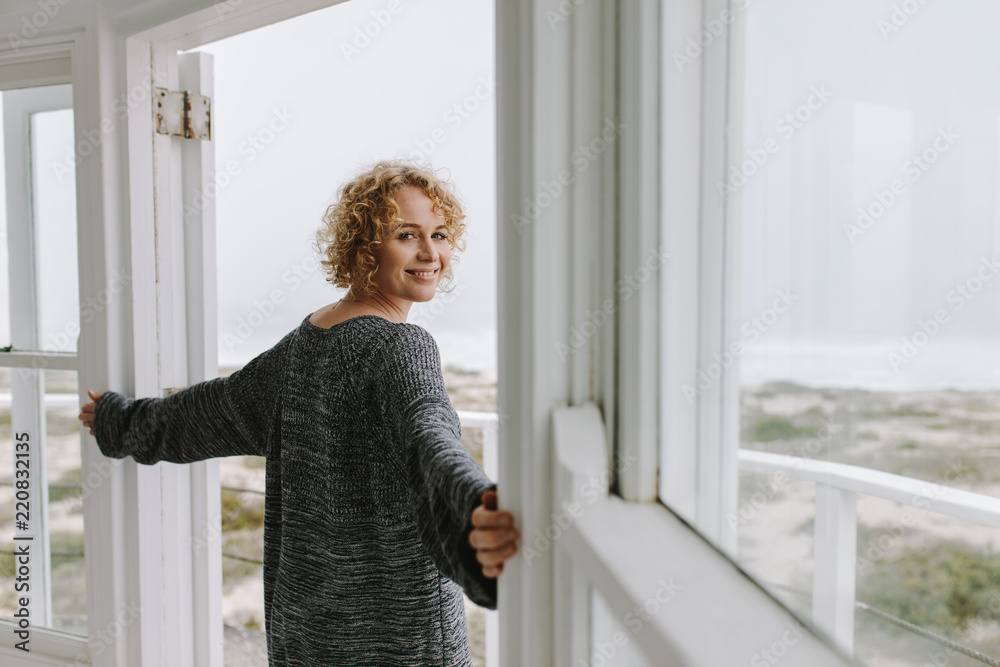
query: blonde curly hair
[{"left": 313, "top": 161, "right": 468, "bottom": 297}]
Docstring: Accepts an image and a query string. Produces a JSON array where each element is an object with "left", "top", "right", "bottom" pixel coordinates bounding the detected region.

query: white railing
[
  {"left": 456, "top": 410, "right": 500, "bottom": 667},
  {"left": 6, "top": 393, "right": 80, "bottom": 409},
  {"left": 739, "top": 448, "right": 1000, "bottom": 655},
  {"left": 458, "top": 409, "right": 1000, "bottom": 663}
]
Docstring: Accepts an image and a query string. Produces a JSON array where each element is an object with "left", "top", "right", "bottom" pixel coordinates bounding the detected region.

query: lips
[{"left": 405, "top": 268, "right": 439, "bottom": 278}]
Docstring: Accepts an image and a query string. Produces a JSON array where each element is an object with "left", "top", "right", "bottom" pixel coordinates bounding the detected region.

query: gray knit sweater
[{"left": 93, "top": 313, "right": 497, "bottom": 666}]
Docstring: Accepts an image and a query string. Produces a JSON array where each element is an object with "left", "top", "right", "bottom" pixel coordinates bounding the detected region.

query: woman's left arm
[{"left": 371, "top": 326, "right": 518, "bottom": 609}]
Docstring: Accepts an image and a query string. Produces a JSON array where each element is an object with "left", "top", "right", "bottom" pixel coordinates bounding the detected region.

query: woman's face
[{"left": 370, "top": 185, "right": 453, "bottom": 308}]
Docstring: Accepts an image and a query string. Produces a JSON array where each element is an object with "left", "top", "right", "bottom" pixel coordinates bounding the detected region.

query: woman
[{"left": 78, "top": 161, "right": 518, "bottom": 666}]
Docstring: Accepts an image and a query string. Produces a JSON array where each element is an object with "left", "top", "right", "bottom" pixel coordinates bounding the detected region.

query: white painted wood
[
  {"left": 495, "top": 0, "right": 575, "bottom": 662},
  {"left": 119, "top": 34, "right": 168, "bottom": 667},
  {"left": 0, "top": 393, "right": 80, "bottom": 408},
  {"left": 72, "top": 14, "right": 142, "bottom": 667},
  {"left": 616, "top": 0, "right": 661, "bottom": 505},
  {"left": 0, "top": 351, "right": 77, "bottom": 371},
  {"left": 553, "top": 403, "right": 609, "bottom": 666},
  {"left": 178, "top": 49, "right": 223, "bottom": 667},
  {"left": 150, "top": 40, "right": 193, "bottom": 667},
  {"left": 813, "top": 484, "right": 857, "bottom": 655},
  {"left": 3, "top": 82, "right": 74, "bottom": 632},
  {"left": 657, "top": 0, "right": 704, "bottom": 526},
  {"left": 123, "top": 0, "right": 349, "bottom": 51},
  {"left": 563, "top": 495, "right": 855, "bottom": 667},
  {"left": 740, "top": 448, "right": 1000, "bottom": 527},
  {"left": 474, "top": 412, "right": 499, "bottom": 667},
  {"left": 718, "top": 0, "right": 747, "bottom": 561},
  {"left": 0, "top": 41, "right": 72, "bottom": 90},
  {"left": 694, "top": 0, "right": 740, "bottom": 553},
  {"left": 0, "top": 621, "right": 87, "bottom": 661}
]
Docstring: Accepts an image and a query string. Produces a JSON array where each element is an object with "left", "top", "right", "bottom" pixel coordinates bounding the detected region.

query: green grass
[
  {"left": 858, "top": 540, "right": 1000, "bottom": 632},
  {"left": 222, "top": 532, "right": 263, "bottom": 580},
  {"left": 49, "top": 468, "right": 82, "bottom": 503},
  {"left": 50, "top": 531, "right": 85, "bottom": 569},
  {"left": 220, "top": 489, "right": 265, "bottom": 532},
  {"left": 744, "top": 415, "right": 819, "bottom": 442},
  {"left": 885, "top": 405, "right": 940, "bottom": 418},
  {"left": 0, "top": 551, "right": 14, "bottom": 577}
]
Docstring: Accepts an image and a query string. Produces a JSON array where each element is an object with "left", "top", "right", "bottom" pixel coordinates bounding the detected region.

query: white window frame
[
  {"left": 0, "top": 79, "right": 85, "bottom": 663},
  {"left": 496, "top": 0, "right": 856, "bottom": 664}
]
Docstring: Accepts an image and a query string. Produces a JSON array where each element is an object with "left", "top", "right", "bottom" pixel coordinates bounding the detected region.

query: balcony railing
[
  {"left": 38, "top": 398, "right": 1000, "bottom": 663},
  {"left": 739, "top": 448, "right": 1000, "bottom": 655},
  {"left": 461, "top": 409, "right": 1000, "bottom": 664}
]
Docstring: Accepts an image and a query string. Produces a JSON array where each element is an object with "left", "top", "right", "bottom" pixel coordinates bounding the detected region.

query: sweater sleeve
[
  {"left": 92, "top": 330, "right": 291, "bottom": 464},
  {"left": 370, "top": 325, "right": 498, "bottom": 609}
]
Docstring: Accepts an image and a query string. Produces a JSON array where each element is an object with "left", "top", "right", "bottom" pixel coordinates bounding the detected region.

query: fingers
[
  {"left": 78, "top": 390, "right": 103, "bottom": 437},
  {"left": 470, "top": 492, "right": 519, "bottom": 578},
  {"left": 481, "top": 489, "right": 497, "bottom": 510},
  {"left": 471, "top": 504, "right": 513, "bottom": 529}
]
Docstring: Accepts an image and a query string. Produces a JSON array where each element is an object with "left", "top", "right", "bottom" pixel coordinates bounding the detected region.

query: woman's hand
[
  {"left": 78, "top": 389, "right": 104, "bottom": 436},
  {"left": 469, "top": 489, "right": 518, "bottom": 578}
]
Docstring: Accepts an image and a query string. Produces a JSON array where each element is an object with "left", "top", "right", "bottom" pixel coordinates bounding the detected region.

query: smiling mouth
[{"left": 405, "top": 269, "right": 439, "bottom": 277}]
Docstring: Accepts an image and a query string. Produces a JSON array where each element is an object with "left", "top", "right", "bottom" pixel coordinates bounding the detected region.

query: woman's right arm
[{"left": 80, "top": 329, "right": 293, "bottom": 464}]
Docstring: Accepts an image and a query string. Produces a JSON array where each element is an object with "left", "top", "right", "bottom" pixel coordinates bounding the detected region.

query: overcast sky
[{"left": 192, "top": 0, "right": 498, "bottom": 372}]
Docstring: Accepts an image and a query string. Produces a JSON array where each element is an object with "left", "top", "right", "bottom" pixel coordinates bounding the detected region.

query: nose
[{"left": 416, "top": 236, "right": 439, "bottom": 262}]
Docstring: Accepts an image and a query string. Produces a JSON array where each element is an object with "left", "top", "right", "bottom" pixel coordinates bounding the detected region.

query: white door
[
  {"left": 0, "top": 84, "right": 94, "bottom": 666},
  {"left": 147, "top": 46, "right": 224, "bottom": 667}
]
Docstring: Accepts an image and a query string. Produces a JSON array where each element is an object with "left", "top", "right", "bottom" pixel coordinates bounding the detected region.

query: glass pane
[
  {"left": 32, "top": 108, "right": 78, "bottom": 354},
  {"left": 730, "top": 0, "right": 1000, "bottom": 663},
  {"left": 0, "top": 100, "right": 10, "bottom": 348},
  {"left": 0, "top": 369, "right": 86, "bottom": 636},
  {"left": 44, "top": 368, "right": 85, "bottom": 635}
]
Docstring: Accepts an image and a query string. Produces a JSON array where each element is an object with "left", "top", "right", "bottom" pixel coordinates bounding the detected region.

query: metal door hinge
[{"left": 153, "top": 88, "right": 211, "bottom": 140}]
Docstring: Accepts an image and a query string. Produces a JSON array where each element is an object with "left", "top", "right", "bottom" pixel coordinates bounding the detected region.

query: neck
[{"left": 341, "top": 289, "right": 409, "bottom": 323}]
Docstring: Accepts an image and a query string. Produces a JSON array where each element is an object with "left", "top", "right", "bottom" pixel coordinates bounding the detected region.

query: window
[
  {"left": 0, "top": 84, "right": 87, "bottom": 639},
  {"left": 658, "top": 0, "right": 1000, "bottom": 663}
]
